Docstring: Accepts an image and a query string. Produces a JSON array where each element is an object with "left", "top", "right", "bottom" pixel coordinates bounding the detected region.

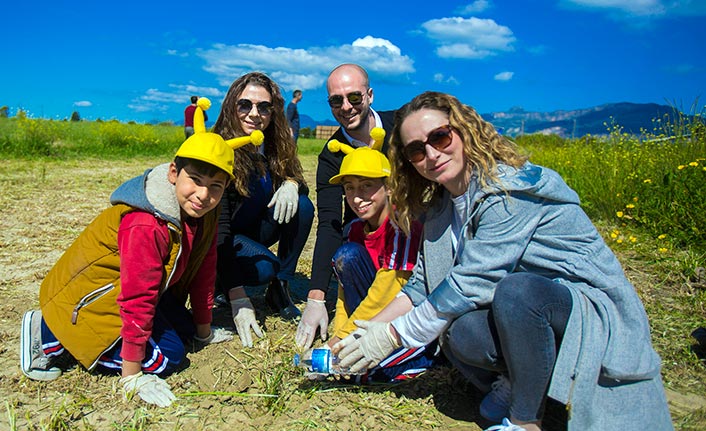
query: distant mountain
[
  {"left": 482, "top": 102, "right": 678, "bottom": 138},
  {"left": 300, "top": 114, "right": 338, "bottom": 129}
]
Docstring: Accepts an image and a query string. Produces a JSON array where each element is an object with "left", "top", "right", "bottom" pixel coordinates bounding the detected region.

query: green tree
[
  {"left": 0, "top": 106, "right": 8, "bottom": 118},
  {"left": 70, "top": 111, "right": 81, "bottom": 122}
]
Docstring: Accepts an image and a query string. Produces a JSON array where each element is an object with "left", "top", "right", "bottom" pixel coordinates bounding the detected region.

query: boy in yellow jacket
[
  {"left": 325, "top": 143, "right": 441, "bottom": 382},
  {"left": 20, "top": 132, "right": 241, "bottom": 407}
]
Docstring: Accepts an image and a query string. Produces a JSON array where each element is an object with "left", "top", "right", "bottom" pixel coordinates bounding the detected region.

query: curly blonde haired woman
[{"left": 334, "top": 91, "right": 672, "bottom": 430}]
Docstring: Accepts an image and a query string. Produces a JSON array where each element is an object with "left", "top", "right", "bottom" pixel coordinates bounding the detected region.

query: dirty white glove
[
  {"left": 295, "top": 298, "right": 328, "bottom": 350},
  {"left": 230, "top": 298, "right": 264, "bottom": 347},
  {"left": 268, "top": 180, "right": 299, "bottom": 224},
  {"left": 120, "top": 372, "right": 176, "bottom": 407},
  {"left": 193, "top": 326, "right": 235, "bottom": 345},
  {"left": 334, "top": 320, "right": 400, "bottom": 373}
]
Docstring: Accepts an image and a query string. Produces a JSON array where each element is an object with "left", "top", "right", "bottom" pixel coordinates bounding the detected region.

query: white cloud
[
  {"left": 562, "top": 0, "right": 665, "bottom": 16},
  {"left": 130, "top": 37, "right": 414, "bottom": 115},
  {"left": 494, "top": 71, "right": 514, "bottom": 81},
  {"left": 129, "top": 85, "right": 224, "bottom": 114},
  {"left": 457, "top": 0, "right": 492, "bottom": 15},
  {"left": 73, "top": 101, "right": 92, "bottom": 107},
  {"left": 422, "top": 17, "right": 515, "bottom": 59},
  {"left": 197, "top": 37, "right": 414, "bottom": 91},
  {"left": 433, "top": 73, "right": 460, "bottom": 85},
  {"left": 352, "top": 36, "right": 401, "bottom": 56},
  {"left": 166, "top": 49, "right": 189, "bottom": 58}
]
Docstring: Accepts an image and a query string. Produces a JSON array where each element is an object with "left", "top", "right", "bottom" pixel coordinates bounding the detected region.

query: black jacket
[{"left": 309, "top": 110, "right": 396, "bottom": 293}]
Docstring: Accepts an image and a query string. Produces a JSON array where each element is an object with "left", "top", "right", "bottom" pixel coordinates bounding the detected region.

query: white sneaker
[
  {"left": 20, "top": 310, "right": 62, "bottom": 381},
  {"left": 480, "top": 374, "right": 511, "bottom": 422},
  {"left": 485, "top": 418, "right": 527, "bottom": 431}
]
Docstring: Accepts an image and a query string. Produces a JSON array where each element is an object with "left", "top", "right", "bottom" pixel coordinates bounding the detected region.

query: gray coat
[{"left": 402, "top": 162, "right": 672, "bottom": 430}]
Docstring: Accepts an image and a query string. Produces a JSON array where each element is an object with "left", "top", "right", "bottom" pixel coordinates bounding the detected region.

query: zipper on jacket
[{"left": 71, "top": 283, "right": 115, "bottom": 324}]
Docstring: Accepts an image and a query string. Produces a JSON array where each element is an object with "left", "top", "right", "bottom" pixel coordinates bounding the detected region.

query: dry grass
[{"left": 0, "top": 156, "right": 704, "bottom": 430}]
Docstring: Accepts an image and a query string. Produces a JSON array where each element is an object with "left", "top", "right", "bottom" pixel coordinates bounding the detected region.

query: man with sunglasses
[{"left": 295, "top": 64, "right": 396, "bottom": 350}]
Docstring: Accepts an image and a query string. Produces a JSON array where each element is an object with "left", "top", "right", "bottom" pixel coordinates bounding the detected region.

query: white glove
[
  {"left": 267, "top": 180, "right": 299, "bottom": 224},
  {"left": 193, "top": 326, "right": 235, "bottom": 345},
  {"left": 295, "top": 298, "right": 328, "bottom": 349},
  {"left": 120, "top": 372, "right": 176, "bottom": 407},
  {"left": 334, "top": 320, "right": 401, "bottom": 373},
  {"left": 230, "top": 298, "right": 264, "bottom": 347}
]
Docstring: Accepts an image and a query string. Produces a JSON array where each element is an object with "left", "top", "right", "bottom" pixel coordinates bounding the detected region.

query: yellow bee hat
[
  {"left": 328, "top": 140, "right": 391, "bottom": 185},
  {"left": 176, "top": 99, "right": 264, "bottom": 180}
]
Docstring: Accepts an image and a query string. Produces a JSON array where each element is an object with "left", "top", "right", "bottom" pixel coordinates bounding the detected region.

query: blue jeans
[
  {"left": 332, "top": 242, "right": 443, "bottom": 382},
  {"left": 223, "top": 193, "right": 314, "bottom": 287},
  {"left": 42, "top": 290, "right": 194, "bottom": 376},
  {"left": 442, "top": 273, "right": 572, "bottom": 422}
]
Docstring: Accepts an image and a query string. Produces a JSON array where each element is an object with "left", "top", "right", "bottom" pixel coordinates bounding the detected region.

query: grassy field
[{"left": 0, "top": 117, "right": 705, "bottom": 429}]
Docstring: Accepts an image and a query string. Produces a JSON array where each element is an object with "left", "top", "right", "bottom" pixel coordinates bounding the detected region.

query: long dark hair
[{"left": 212, "top": 72, "right": 305, "bottom": 196}]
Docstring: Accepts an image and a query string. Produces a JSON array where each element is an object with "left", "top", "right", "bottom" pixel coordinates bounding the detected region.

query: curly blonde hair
[
  {"left": 388, "top": 91, "right": 527, "bottom": 235},
  {"left": 212, "top": 72, "right": 306, "bottom": 196}
]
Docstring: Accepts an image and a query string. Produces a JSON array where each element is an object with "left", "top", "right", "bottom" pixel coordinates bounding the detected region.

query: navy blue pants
[
  {"left": 332, "top": 242, "right": 443, "bottom": 382},
  {"left": 443, "top": 273, "right": 572, "bottom": 422},
  {"left": 221, "top": 193, "right": 314, "bottom": 288},
  {"left": 42, "top": 290, "right": 194, "bottom": 376}
]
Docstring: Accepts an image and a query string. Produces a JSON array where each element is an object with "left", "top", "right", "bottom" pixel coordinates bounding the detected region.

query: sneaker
[
  {"left": 484, "top": 418, "right": 527, "bottom": 431},
  {"left": 20, "top": 310, "right": 62, "bottom": 381},
  {"left": 480, "top": 374, "right": 511, "bottom": 422}
]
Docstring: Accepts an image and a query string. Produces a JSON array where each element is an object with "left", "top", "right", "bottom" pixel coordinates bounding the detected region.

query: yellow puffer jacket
[{"left": 39, "top": 204, "right": 217, "bottom": 370}]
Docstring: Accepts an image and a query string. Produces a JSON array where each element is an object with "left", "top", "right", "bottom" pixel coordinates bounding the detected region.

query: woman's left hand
[
  {"left": 332, "top": 320, "right": 401, "bottom": 373},
  {"left": 268, "top": 180, "right": 299, "bottom": 224}
]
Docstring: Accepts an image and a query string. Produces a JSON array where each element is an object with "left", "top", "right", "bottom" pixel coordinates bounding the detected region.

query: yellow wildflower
[
  {"left": 678, "top": 165, "right": 685, "bottom": 170},
  {"left": 643, "top": 179, "right": 652, "bottom": 183},
  {"left": 658, "top": 247, "right": 668, "bottom": 253},
  {"left": 617, "top": 239, "right": 623, "bottom": 244},
  {"left": 626, "top": 204, "right": 635, "bottom": 209},
  {"left": 689, "top": 161, "right": 698, "bottom": 167},
  {"left": 611, "top": 232, "right": 618, "bottom": 239},
  {"left": 616, "top": 211, "right": 624, "bottom": 218},
  {"left": 658, "top": 234, "right": 667, "bottom": 240},
  {"left": 629, "top": 236, "right": 637, "bottom": 243}
]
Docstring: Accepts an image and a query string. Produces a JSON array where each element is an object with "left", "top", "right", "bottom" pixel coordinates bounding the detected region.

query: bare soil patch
[{"left": 1, "top": 158, "right": 704, "bottom": 430}]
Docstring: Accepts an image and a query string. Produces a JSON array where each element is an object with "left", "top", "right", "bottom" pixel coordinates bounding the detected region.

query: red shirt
[
  {"left": 184, "top": 104, "right": 197, "bottom": 127},
  {"left": 347, "top": 215, "right": 422, "bottom": 272},
  {"left": 116, "top": 212, "right": 216, "bottom": 362}
]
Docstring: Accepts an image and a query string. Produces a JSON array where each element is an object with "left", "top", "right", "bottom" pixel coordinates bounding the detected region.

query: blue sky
[{"left": 5, "top": 0, "right": 705, "bottom": 124}]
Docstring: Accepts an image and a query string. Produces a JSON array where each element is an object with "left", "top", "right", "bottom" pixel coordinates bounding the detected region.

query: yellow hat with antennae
[
  {"left": 175, "top": 130, "right": 264, "bottom": 180},
  {"left": 328, "top": 139, "right": 390, "bottom": 184}
]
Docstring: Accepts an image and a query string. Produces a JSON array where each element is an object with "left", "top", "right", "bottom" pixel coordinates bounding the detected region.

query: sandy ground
[{"left": 1, "top": 158, "right": 704, "bottom": 430}]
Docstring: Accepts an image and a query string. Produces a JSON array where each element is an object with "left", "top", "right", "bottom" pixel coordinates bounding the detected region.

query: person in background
[
  {"left": 213, "top": 72, "right": 314, "bottom": 348},
  {"left": 184, "top": 96, "right": 198, "bottom": 138},
  {"left": 325, "top": 142, "right": 440, "bottom": 382},
  {"left": 21, "top": 132, "right": 237, "bottom": 408},
  {"left": 333, "top": 91, "right": 672, "bottom": 430},
  {"left": 286, "top": 89, "right": 302, "bottom": 143},
  {"left": 296, "top": 63, "right": 395, "bottom": 350}
]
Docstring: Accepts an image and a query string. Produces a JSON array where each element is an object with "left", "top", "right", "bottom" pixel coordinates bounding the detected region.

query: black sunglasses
[
  {"left": 236, "top": 98, "right": 273, "bottom": 116},
  {"left": 327, "top": 91, "right": 365, "bottom": 108},
  {"left": 402, "top": 125, "right": 455, "bottom": 163}
]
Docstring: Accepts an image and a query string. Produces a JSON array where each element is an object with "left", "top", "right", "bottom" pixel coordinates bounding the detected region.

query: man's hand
[
  {"left": 230, "top": 298, "right": 264, "bottom": 347},
  {"left": 295, "top": 298, "right": 328, "bottom": 350},
  {"left": 120, "top": 372, "right": 176, "bottom": 407},
  {"left": 333, "top": 321, "right": 400, "bottom": 373},
  {"left": 268, "top": 180, "right": 299, "bottom": 224}
]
